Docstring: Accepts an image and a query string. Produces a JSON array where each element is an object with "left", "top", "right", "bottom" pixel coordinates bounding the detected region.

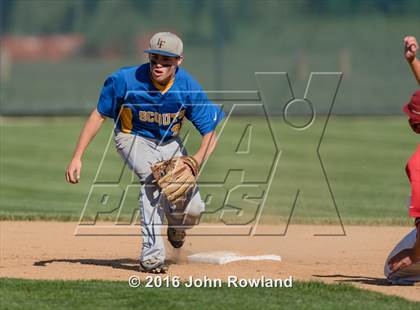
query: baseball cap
[
  {"left": 144, "top": 32, "right": 183, "bottom": 58},
  {"left": 403, "top": 89, "right": 420, "bottom": 122}
]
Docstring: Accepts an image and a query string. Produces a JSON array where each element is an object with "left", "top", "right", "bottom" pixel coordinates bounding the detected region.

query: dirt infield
[{"left": 1, "top": 222, "right": 419, "bottom": 301}]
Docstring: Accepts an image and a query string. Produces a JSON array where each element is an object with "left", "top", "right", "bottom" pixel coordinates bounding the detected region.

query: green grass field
[
  {"left": 0, "top": 278, "right": 418, "bottom": 310},
  {"left": 1, "top": 15, "right": 418, "bottom": 117},
  {"left": 0, "top": 116, "right": 417, "bottom": 225}
]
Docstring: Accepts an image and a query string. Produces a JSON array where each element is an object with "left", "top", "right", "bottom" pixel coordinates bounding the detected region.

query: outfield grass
[
  {"left": 0, "top": 116, "right": 416, "bottom": 225},
  {"left": 1, "top": 15, "right": 418, "bottom": 117},
  {"left": 0, "top": 278, "right": 418, "bottom": 309}
]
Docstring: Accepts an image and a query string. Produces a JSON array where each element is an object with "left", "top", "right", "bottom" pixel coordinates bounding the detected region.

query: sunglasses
[{"left": 150, "top": 59, "right": 173, "bottom": 68}]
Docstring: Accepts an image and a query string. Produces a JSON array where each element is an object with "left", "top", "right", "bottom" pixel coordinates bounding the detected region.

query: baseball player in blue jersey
[{"left": 66, "top": 32, "right": 224, "bottom": 273}]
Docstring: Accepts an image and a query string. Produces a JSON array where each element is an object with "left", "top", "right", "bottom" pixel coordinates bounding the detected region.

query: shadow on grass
[{"left": 313, "top": 274, "right": 392, "bottom": 286}]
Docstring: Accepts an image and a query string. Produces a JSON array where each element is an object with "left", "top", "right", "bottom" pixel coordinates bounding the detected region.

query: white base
[{"left": 187, "top": 251, "right": 281, "bottom": 265}]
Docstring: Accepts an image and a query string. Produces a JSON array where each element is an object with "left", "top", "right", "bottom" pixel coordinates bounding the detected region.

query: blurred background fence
[{"left": 0, "top": 0, "right": 419, "bottom": 116}]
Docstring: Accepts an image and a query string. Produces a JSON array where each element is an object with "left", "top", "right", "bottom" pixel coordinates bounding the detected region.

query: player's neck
[{"left": 151, "top": 74, "right": 175, "bottom": 94}]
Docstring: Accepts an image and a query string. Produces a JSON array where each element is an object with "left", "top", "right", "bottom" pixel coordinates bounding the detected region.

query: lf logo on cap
[{"left": 157, "top": 38, "right": 165, "bottom": 48}]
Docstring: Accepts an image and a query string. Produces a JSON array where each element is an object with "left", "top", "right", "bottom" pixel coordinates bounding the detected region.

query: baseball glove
[{"left": 151, "top": 156, "right": 199, "bottom": 205}]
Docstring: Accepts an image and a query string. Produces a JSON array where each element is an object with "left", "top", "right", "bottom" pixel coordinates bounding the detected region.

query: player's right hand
[
  {"left": 66, "top": 158, "right": 82, "bottom": 184},
  {"left": 404, "top": 36, "right": 418, "bottom": 63}
]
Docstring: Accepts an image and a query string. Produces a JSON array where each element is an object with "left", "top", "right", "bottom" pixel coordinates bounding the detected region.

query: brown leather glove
[{"left": 151, "top": 156, "right": 199, "bottom": 205}]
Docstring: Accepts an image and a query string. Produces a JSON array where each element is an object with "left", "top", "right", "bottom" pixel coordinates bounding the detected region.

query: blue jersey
[{"left": 97, "top": 63, "right": 224, "bottom": 141}]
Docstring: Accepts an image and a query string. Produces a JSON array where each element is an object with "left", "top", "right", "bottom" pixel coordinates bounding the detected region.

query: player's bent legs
[
  {"left": 384, "top": 228, "right": 420, "bottom": 284},
  {"left": 115, "top": 131, "right": 206, "bottom": 260}
]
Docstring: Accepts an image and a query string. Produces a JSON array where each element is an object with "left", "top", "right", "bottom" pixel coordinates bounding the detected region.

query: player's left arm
[
  {"left": 192, "top": 131, "right": 218, "bottom": 166},
  {"left": 185, "top": 82, "right": 224, "bottom": 166}
]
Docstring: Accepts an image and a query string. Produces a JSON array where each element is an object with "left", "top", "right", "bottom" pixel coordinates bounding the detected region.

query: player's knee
[
  {"left": 183, "top": 214, "right": 200, "bottom": 227},
  {"left": 186, "top": 199, "right": 205, "bottom": 218}
]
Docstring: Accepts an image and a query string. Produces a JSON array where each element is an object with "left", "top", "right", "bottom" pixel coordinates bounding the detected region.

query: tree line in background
[{"left": 0, "top": 0, "right": 419, "bottom": 55}]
